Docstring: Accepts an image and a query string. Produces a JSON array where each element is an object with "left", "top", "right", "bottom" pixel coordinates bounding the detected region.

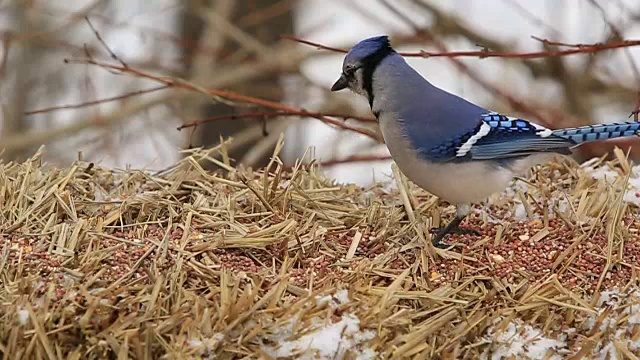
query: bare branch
[
  {"left": 64, "top": 57, "right": 380, "bottom": 140},
  {"left": 177, "top": 110, "right": 376, "bottom": 130},
  {"left": 24, "top": 85, "right": 170, "bottom": 115},
  {"left": 284, "top": 35, "right": 640, "bottom": 60}
]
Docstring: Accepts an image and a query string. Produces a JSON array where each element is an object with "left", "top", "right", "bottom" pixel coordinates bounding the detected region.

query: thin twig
[
  {"left": 24, "top": 85, "right": 170, "bottom": 115},
  {"left": 84, "top": 16, "right": 128, "bottom": 68},
  {"left": 283, "top": 35, "right": 640, "bottom": 60},
  {"left": 64, "top": 57, "right": 380, "bottom": 140},
  {"left": 177, "top": 110, "right": 376, "bottom": 130}
]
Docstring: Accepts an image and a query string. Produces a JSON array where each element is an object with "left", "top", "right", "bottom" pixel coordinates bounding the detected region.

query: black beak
[{"left": 331, "top": 74, "right": 348, "bottom": 92}]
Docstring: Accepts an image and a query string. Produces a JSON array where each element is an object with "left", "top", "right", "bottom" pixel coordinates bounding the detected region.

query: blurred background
[{"left": 0, "top": 0, "right": 639, "bottom": 186}]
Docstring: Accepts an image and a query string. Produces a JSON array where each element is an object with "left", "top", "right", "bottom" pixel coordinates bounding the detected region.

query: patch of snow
[
  {"left": 315, "top": 289, "right": 350, "bottom": 308},
  {"left": 582, "top": 165, "right": 618, "bottom": 183},
  {"left": 334, "top": 289, "right": 350, "bottom": 305},
  {"left": 627, "top": 301, "right": 640, "bottom": 325},
  {"left": 556, "top": 197, "right": 570, "bottom": 214},
  {"left": 580, "top": 288, "right": 640, "bottom": 358},
  {"left": 623, "top": 188, "right": 640, "bottom": 207},
  {"left": 501, "top": 179, "right": 530, "bottom": 199},
  {"left": 481, "top": 318, "right": 566, "bottom": 360},
  {"left": 279, "top": 180, "right": 291, "bottom": 189},
  {"left": 581, "top": 160, "right": 640, "bottom": 206},
  {"left": 188, "top": 333, "right": 224, "bottom": 357},
  {"left": 584, "top": 289, "right": 622, "bottom": 331},
  {"left": 261, "top": 313, "right": 376, "bottom": 359},
  {"left": 513, "top": 202, "right": 529, "bottom": 221},
  {"left": 594, "top": 341, "right": 618, "bottom": 360},
  {"left": 93, "top": 188, "right": 107, "bottom": 202},
  {"left": 17, "top": 307, "right": 29, "bottom": 326}
]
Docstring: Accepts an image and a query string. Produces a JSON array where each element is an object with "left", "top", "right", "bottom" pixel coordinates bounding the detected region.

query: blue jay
[{"left": 330, "top": 35, "right": 640, "bottom": 248}]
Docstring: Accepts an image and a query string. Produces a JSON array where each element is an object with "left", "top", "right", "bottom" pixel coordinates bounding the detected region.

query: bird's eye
[{"left": 344, "top": 65, "right": 357, "bottom": 75}]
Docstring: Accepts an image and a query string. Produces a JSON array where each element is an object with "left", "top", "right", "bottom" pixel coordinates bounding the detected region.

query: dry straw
[{"left": 1, "top": 138, "right": 639, "bottom": 359}]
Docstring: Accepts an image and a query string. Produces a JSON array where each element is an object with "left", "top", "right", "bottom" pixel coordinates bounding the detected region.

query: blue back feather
[
  {"left": 368, "top": 55, "right": 488, "bottom": 159},
  {"left": 424, "top": 113, "right": 573, "bottom": 161}
]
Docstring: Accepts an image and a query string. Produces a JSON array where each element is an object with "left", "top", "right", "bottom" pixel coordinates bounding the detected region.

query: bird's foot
[
  {"left": 429, "top": 226, "right": 481, "bottom": 236},
  {"left": 429, "top": 226, "right": 481, "bottom": 249}
]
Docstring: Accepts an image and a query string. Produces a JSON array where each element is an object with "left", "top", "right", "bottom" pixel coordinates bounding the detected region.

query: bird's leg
[{"left": 430, "top": 204, "right": 480, "bottom": 248}]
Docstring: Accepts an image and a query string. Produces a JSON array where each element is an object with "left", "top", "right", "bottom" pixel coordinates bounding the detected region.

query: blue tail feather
[{"left": 552, "top": 122, "right": 640, "bottom": 144}]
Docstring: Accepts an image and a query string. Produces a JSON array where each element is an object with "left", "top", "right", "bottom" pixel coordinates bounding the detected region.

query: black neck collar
[{"left": 361, "top": 45, "right": 395, "bottom": 108}]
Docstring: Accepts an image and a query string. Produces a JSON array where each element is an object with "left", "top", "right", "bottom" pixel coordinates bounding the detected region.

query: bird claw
[
  {"left": 429, "top": 227, "right": 451, "bottom": 249},
  {"left": 429, "top": 226, "right": 480, "bottom": 236},
  {"left": 431, "top": 236, "right": 450, "bottom": 249},
  {"left": 455, "top": 228, "right": 481, "bottom": 236},
  {"left": 429, "top": 226, "right": 481, "bottom": 249}
]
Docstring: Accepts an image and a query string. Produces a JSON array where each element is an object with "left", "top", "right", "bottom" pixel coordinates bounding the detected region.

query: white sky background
[{"left": 1, "top": 1, "right": 639, "bottom": 186}]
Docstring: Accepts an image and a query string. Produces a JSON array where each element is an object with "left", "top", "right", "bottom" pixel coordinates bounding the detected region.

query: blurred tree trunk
[
  {"left": 180, "top": 0, "right": 296, "bottom": 170},
  {"left": 1, "top": 1, "right": 32, "bottom": 162}
]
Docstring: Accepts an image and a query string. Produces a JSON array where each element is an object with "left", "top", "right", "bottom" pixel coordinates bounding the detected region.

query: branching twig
[
  {"left": 85, "top": 16, "right": 128, "bottom": 68},
  {"left": 177, "top": 110, "right": 375, "bottom": 130},
  {"left": 63, "top": 57, "right": 380, "bottom": 140},
  {"left": 0, "top": 43, "right": 311, "bottom": 152},
  {"left": 284, "top": 34, "right": 640, "bottom": 60},
  {"left": 24, "top": 85, "right": 170, "bottom": 115}
]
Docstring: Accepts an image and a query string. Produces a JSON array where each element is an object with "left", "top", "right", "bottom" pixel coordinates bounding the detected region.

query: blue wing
[{"left": 424, "top": 113, "right": 574, "bottom": 161}]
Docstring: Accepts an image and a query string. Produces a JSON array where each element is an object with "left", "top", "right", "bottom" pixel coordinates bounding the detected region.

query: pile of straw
[{"left": 1, "top": 138, "right": 639, "bottom": 359}]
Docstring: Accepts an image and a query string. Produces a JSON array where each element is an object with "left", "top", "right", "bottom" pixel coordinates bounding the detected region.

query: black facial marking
[{"left": 361, "top": 40, "right": 395, "bottom": 107}]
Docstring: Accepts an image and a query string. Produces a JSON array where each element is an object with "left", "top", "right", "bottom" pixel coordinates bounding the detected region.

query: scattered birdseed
[{"left": 1, "top": 148, "right": 640, "bottom": 358}]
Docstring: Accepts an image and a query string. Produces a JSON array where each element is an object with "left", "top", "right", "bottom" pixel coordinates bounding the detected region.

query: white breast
[{"left": 377, "top": 113, "right": 529, "bottom": 205}]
